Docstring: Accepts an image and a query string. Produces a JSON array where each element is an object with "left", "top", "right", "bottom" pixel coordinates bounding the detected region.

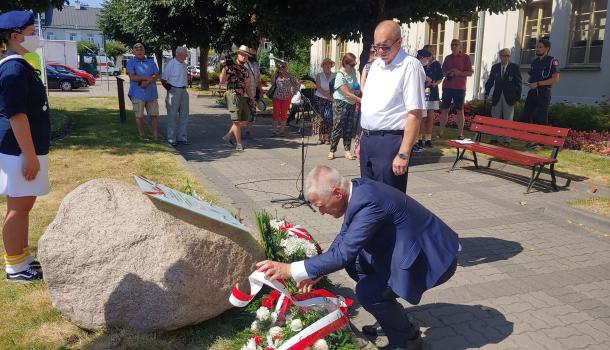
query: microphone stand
[{"left": 271, "top": 92, "right": 317, "bottom": 211}]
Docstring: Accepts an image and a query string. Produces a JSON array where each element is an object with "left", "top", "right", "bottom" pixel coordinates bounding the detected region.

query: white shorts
[
  {"left": 0, "top": 153, "right": 50, "bottom": 197},
  {"left": 426, "top": 100, "right": 440, "bottom": 110}
]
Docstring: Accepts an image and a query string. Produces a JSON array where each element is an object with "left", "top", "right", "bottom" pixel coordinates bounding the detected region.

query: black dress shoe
[{"left": 362, "top": 322, "right": 385, "bottom": 336}]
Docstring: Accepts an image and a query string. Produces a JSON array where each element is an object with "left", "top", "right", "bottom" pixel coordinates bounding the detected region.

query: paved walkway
[{"left": 88, "top": 84, "right": 610, "bottom": 349}]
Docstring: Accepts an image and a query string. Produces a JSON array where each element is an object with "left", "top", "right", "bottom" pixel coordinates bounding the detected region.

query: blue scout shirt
[
  {"left": 0, "top": 53, "right": 50, "bottom": 156},
  {"left": 424, "top": 60, "right": 443, "bottom": 101},
  {"left": 126, "top": 57, "right": 159, "bottom": 101},
  {"left": 528, "top": 55, "right": 559, "bottom": 85}
]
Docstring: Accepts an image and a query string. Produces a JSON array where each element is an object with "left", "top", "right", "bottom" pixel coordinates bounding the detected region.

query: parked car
[
  {"left": 189, "top": 66, "right": 200, "bottom": 79},
  {"left": 46, "top": 66, "right": 87, "bottom": 91},
  {"left": 47, "top": 62, "right": 95, "bottom": 86}
]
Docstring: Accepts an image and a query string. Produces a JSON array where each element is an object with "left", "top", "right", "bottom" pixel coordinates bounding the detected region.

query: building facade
[
  {"left": 41, "top": 1, "right": 104, "bottom": 48},
  {"left": 310, "top": 0, "right": 609, "bottom": 105}
]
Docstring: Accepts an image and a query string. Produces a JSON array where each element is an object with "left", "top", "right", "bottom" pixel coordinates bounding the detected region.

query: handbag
[{"left": 266, "top": 73, "right": 279, "bottom": 98}]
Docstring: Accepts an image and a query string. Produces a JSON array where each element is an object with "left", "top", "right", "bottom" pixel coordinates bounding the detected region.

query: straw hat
[
  {"left": 321, "top": 58, "right": 335, "bottom": 67},
  {"left": 237, "top": 45, "right": 253, "bottom": 56}
]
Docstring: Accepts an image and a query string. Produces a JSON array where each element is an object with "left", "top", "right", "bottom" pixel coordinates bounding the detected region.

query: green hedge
[{"left": 466, "top": 99, "right": 609, "bottom": 131}]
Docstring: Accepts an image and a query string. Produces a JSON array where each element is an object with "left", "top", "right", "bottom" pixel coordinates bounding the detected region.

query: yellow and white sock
[{"left": 4, "top": 250, "right": 33, "bottom": 274}]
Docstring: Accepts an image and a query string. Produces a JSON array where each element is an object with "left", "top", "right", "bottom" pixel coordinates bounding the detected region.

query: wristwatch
[{"left": 397, "top": 152, "right": 409, "bottom": 160}]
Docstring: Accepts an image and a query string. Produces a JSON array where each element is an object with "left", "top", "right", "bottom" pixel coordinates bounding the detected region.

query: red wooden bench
[{"left": 446, "top": 115, "right": 570, "bottom": 193}]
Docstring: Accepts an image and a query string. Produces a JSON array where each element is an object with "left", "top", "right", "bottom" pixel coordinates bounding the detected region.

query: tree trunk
[
  {"left": 154, "top": 51, "right": 164, "bottom": 76},
  {"left": 199, "top": 41, "right": 210, "bottom": 90}
]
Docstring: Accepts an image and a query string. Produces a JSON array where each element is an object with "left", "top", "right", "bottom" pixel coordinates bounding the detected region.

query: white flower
[
  {"left": 289, "top": 318, "right": 303, "bottom": 332},
  {"left": 256, "top": 306, "right": 271, "bottom": 321},
  {"left": 312, "top": 339, "right": 329, "bottom": 350},
  {"left": 269, "top": 326, "right": 283, "bottom": 338},
  {"left": 250, "top": 320, "right": 259, "bottom": 331},
  {"left": 241, "top": 338, "right": 258, "bottom": 350},
  {"left": 280, "top": 236, "right": 318, "bottom": 257},
  {"left": 270, "top": 219, "right": 285, "bottom": 230}
]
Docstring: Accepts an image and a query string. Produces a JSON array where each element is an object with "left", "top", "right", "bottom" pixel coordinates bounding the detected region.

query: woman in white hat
[{"left": 312, "top": 58, "right": 335, "bottom": 144}]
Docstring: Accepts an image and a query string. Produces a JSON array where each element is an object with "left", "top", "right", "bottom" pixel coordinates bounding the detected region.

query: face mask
[{"left": 21, "top": 35, "right": 41, "bottom": 52}]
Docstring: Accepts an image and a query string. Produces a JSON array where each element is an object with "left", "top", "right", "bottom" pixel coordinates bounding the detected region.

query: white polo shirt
[
  {"left": 161, "top": 58, "right": 188, "bottom": 88},
  {"left": 360, "top": 49, "right": 426, "bottom": 131}
]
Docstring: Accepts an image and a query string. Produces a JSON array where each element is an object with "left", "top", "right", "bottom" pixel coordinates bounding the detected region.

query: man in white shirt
[
  {"left": 161, "top": 46, "right": 190, "bottom": 146},
  {"left": 357, "top": 20, "right": 426, "bottom": 193}
]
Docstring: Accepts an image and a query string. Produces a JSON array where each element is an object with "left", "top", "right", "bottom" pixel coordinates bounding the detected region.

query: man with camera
[
  {"left": 220, "top": 45, "right": 256, "bottom": 152},
  {"left": 161, "top": 47, "right": 190, "bottom": 146}
]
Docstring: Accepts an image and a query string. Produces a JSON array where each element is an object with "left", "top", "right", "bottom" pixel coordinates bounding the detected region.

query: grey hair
[
  {"left": 499, "top": 48, "right": 510, "bottom": 56},
  {"left": 176, "top": 47, "right": 188, "bottom": 54},
  {"left": 305, "top": 165, "right": 349, "bottom": 200}
]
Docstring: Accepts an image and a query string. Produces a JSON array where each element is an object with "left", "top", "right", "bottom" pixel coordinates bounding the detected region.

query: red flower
[
  {"left": 252, "top": 334, "right": 262, "bottom": 345},
  {"left": 261, "top": 290, "right": 281, "bottom": 308}
]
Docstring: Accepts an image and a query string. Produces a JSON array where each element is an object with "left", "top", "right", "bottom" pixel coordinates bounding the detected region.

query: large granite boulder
[{"left": 38, "top": 178, "right": 262, "bottom": 332}]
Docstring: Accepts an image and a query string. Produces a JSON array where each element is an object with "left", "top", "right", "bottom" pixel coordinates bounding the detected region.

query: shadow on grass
[{"left": 458, "top": 237, "right": 523, "bottom": 267}]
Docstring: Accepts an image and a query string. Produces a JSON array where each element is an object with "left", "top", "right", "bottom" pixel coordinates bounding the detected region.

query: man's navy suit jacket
[{"left": 304, "top": 178, "right": 460, "bottom": 305}]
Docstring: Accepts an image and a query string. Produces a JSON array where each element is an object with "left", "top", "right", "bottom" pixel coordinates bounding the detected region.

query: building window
[
  {"left": 427, "top": 20, "right": 445, "bottom": 61},
  {"left": 69, "top": 33, "right": 77, "bottom": 41},
  {"left": 88, "top": 34, "right": 95, "bottom": 43},
  {"left": 263, "top": 41, "right": 272, "bottom": 50},
  {"left": 520, "top": 0, "right": 552, "bottom": 64},
  {"left": 568, "top": 0, "right": 606, "bottom": 65},
  {"left": 323, "top": 39, "right": 332, "bottom": 59},
  {"left": 336, "top": 39, "right": 347, "bottom": 68},
  {"left": 456, "top": 14, "right": 478, "bottom": 63},
  {"left": 46, "top": 32, "right": 55, "bottom": 40}
]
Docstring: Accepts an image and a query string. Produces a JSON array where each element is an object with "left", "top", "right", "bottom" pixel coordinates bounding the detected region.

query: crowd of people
[{"left": 0, "top": 8, "right": 562, "bottom": 350}]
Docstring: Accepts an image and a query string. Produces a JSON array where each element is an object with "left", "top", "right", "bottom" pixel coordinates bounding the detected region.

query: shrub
[
  {"left": 548, "top": 103, "right": 609, "bottom": 131},
  {"left": 208, "top": 71, "right": 219, "bottom": 83}
]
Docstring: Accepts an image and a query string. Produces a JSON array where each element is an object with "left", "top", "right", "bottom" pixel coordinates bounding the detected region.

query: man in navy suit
[
  {"left": 257, "top": 165, "right": 460, "bottom": 350},
  {"left": 484, "top": 48, "right": 522, "bottom": 144}
]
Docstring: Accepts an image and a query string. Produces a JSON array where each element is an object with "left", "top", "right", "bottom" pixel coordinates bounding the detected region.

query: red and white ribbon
[
  {"left": 280, "top": 224, "right": 323, "bottom": 255},
  {"left": 229, "top": 271, "right": 352, "bottom": 350}
]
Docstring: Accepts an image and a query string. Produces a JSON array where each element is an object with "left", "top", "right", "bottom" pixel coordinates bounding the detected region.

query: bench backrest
[{"left": 471, "top": 115, "right": 570, "bottom": 148}]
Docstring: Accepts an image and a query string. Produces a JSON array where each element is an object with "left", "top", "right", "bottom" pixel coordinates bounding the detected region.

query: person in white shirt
[
  {"left": 357, "top": 20, "right": 426, "bottom": 193},
  {"left": 161, "top": 47, "right": 190, "bottom": 146}
]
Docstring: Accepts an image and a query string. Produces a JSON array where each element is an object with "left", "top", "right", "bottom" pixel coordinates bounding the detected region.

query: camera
[{"left": 220, "top": 53, "right": 235, "bottom": 68}]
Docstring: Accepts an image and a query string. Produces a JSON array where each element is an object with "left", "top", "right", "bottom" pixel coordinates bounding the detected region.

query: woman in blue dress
[{"left": 0, "top": 11, "right": 50, "bottom": 282}]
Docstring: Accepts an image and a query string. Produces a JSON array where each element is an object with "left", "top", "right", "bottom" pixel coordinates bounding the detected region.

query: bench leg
[
  {"left": 550, "top": 163, "right": 558, "bottom": 191},
  {"left": 450, "top": 148, "right": 466, "bottom": 171},
  {"left": 526, "top": 166, "right": 538, "bottom": 193},
  {"left": 472, "top": 151, "right": 479, "bottom": 168}
]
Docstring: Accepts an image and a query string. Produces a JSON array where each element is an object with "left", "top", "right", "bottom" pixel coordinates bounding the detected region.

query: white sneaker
[{"left": 235, "top": 144, "right": 244, "bottom": 152}]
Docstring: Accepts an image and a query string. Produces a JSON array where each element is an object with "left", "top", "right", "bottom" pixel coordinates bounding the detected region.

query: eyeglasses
[{"left": 371, "top": 38, "right": 400, "bottom": 53}]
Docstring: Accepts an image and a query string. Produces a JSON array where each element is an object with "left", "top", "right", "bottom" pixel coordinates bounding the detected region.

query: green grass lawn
[{"left": 0, "top": 96, "right": 253, "bottom": 349}]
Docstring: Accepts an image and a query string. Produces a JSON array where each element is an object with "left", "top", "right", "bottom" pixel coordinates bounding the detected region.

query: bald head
[
  {"left": 373, "top": 20, "right": 402, "bottom": 64},
  {"left": 375, "top": 20, "right": 401, "bottom": 41}
]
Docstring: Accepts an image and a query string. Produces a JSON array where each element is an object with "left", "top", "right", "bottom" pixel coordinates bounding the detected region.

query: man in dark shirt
[{"left": 522, "top": 39, "right": 559, "bottom": 130}]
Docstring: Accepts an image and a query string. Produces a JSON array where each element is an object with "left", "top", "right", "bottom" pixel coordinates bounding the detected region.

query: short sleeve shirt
[
  {"left": 528, "top": 55, "right": 559, "bottom": 84},
  {"left": 161, "top": 58, "right": 187, "bottom": 88},
  {"left": 226, "top": 63, "right": 249, "bottom": 96},
  {"left": 126, "top": 57, "right": 159, "bottom": 101},
  {"left": 360, "top": 49, "right": 427, "bottom": 131},
  {"left": 424, "top": 60, "right": 443, "bottom": 101},
  {"left": 333, "top": 69, "right": 358, "bottom": 104},
  {"left": 441, "top": 53, "right": 472, "bottom": 90},
  {"left": 0, "top": 54, "right": 50, "bottom": 156}
]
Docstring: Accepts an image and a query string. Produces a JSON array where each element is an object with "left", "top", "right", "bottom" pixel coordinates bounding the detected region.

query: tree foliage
[
  {"left": 77, "top": 40, "right": 98, "bottom": 55},
  {"left": 0, "top": 0, "right": 66, "bottom": 13},
  {"left": 104, "top": 40, "right": 127, "bottom": 61},
  {"left": 226, "top": 0, "right": 528, "bottom": 70}
]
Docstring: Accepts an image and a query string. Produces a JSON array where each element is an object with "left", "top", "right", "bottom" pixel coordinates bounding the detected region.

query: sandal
[
  {"left": 271, "top": 131, "right": 277, "bottom": 137},
  {"left": 327, "top": 152, "right": 335, "bottom": 160},
  {"left": 344, "top": 151, "right": 356, "bottom": 160}
]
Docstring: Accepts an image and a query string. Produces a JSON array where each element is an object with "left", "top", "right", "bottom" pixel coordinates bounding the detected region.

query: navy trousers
[
  {"left": 359, "top": 131, "right": 409, "bottom": 193},
  {"left": 346, "top": 252, "right": 457, "bottom": 347}
]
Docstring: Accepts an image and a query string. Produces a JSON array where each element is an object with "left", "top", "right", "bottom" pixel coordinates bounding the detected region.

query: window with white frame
[
  {"left": 520, "top": 0, "right": 552, "bottom": 64},
  {"left": 456, "top": 15, "right": 478, "bottom": 63},
  {"left": 69, "top": 33, "right": 77, "bottom": 41},
  {"left": 323, "top": 39, "right": 332, "bottom": 59},
  {"left": 336, "top": 39, "right": 347, "bottom": 68},
  {"left": 568, "top": 0, "right": 606, "bottom": 65},
  {"left": 46, "top": 32, "right": 55, "bottom": 40},
  {"left": 88, "top": 34, "right": 95, "bottom": 43},
  {"left": 427, "top": 20, "right": 445, "bottom": 62}
]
